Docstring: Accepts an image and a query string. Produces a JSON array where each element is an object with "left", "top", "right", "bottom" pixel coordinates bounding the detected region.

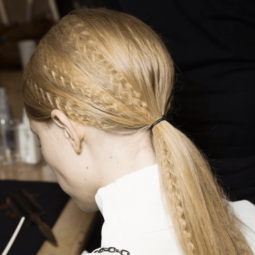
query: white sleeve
[{"left": 229, "top": 200, "right": 255, "bottom": 253}]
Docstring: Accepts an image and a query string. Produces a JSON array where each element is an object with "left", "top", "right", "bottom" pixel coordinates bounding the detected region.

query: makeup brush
[{"left": 9, "top": 190, "right": 57, "bottom": 246}]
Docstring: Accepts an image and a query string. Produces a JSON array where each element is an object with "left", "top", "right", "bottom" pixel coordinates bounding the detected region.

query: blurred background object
[
  {"left": 0, "top": 0, "right": 56, "bottom": 69},
  {"left": 0, "top": 87, "right": 18, "bottom": 165}
]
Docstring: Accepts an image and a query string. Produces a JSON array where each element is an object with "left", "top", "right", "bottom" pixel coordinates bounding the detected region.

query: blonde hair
[{"left": 22, "top": 8, "right": 253, "bottom": 255}]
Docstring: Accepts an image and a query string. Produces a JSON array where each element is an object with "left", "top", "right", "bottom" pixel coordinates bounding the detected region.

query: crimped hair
[{"left": 22, "top": 8, "right": 253, "bottom": 255}]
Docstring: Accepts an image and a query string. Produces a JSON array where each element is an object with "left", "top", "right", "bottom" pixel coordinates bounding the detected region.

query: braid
[
  {"left": 29, "top": 72, "right": 151, "bottom": 132},
  {"left": 153, "top": 121, "right": 254, "bottom": 255},
  {"left": 26, "top": 16, "right": 154, "bottom": 130},
  {"left": 58, "top": 15, "right": 154, "bottom": 117},
  {"left": 156, "top": 135, "right": 197, "bottom": 255}
]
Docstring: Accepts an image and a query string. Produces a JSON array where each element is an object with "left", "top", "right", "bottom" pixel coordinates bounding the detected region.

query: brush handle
[
  {"left": 10, "top": 192, "right": 57, "bottom": 246},
  {"left": 1, "top": 217, "right": 25, "bottom": 255}
]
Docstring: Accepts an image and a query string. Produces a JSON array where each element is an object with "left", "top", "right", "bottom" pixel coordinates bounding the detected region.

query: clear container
[{"left": 0, "top": 118, "right": 21, "bottom": 165}]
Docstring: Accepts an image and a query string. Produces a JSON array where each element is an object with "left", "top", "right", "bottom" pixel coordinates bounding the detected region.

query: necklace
[{"left": 93, "top": 247, "right": 130, "bottom": 255}]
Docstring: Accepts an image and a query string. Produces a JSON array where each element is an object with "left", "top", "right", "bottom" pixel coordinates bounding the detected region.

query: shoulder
[
  {"left": 229, "top": 200, "right": 255, "bottom": 252},
  {"left": 229, "top": 200, "right": 255, "bottom": 223},
  {"left": 229, "top": 199, "right": 255, "bottom": 230}
]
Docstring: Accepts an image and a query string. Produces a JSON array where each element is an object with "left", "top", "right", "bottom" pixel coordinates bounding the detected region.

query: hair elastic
[{"left": 149, "top": 115, "right": 166, "bottom": 130}]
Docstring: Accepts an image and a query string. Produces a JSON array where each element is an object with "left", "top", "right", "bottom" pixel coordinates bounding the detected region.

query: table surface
[{"left": 0, "top": 70, "right": 96, "bottom": 255}]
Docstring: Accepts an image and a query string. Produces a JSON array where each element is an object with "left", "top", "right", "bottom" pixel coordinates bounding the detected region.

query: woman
[{"left": 22, "top": 8, "right": 255, "bottom": 255}]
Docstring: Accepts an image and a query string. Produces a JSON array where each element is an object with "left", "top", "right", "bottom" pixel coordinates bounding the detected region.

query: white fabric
[{"left": 81, "top": 164, "right": 255, "bottom": 255}]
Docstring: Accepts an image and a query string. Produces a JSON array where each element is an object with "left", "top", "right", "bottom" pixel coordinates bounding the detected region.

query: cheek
[
  {"left": 40, "top": 143, "right": 71, "bottom": 192},
  {"left": 47, "top": 164, "right": 98, "bottom": 212},
  {"left": 40, "top": 138, "right": 66, "bottom": 173},
  {"left": 45, "top": 160, "right": 76, "bottom": 201},
  {"left": 39, "top": 136, "right": 98, "bottom": 211},
  {"left": 41, "top": 146, "right": 79, "bottom": 194}
]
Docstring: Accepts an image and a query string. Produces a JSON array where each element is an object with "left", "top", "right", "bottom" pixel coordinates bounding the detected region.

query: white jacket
[{"left": 82, "top": 164, "right": 255, "bottom": 255}]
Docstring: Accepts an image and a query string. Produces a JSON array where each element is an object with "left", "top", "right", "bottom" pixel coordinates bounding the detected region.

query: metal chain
[{"left": 93, "top": 247, "right": 130, "bottom": 255}]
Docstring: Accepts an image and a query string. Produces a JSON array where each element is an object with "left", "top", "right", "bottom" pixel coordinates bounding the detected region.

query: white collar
[
  {"left": 95, "top": 164, "right": 255, "bottom": 254},
  {"left": 95, "top": 164, "right": 172, "bottom": 246}
]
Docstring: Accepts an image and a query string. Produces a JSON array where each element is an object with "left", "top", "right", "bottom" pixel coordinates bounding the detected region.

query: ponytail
[{"left": 152, "top": 120, "right": 253, "bottom": 255}]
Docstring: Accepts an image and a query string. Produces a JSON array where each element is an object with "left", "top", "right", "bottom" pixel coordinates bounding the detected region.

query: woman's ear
[{"left": 51, "top": 109, "right": 83, "bottom": 154}]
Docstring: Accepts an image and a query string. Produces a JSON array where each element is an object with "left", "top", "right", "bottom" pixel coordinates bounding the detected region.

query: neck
[{"left": 86, "top": 128, "right": 156, "bottom": 188}]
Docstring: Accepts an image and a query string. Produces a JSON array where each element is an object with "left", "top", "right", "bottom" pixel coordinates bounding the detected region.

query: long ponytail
[{"left": 152, "top": 120, "right": 253, "bottom": 255}]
